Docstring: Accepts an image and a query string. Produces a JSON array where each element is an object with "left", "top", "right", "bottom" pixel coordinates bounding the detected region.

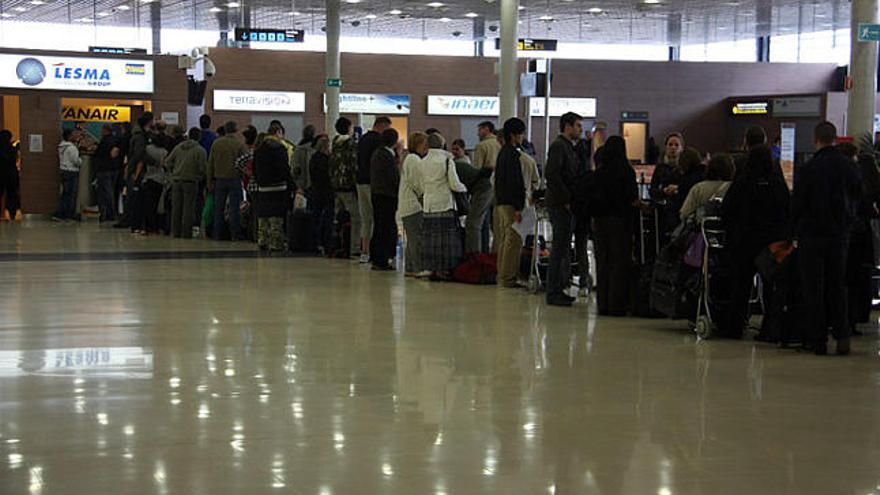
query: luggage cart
[
  {"left": 527, "top": 200, "right": 550, "bottom": 293},
  {"left": 693, "top": 214, "right": 727, "bottom": 340}
]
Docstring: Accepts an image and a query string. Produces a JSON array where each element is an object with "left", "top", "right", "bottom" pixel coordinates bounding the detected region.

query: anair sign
[
  {"left": 427, "top": 95, "right": 499, "bottom": 116},
  {"left": 732, "top": 102, "right": 769, "bottom": 115},
  {"left": 0, "top": 54, "right": 153, "bottom": 93},
  {"left": 213, "top": 90, "right": 306, "bottom": 113},
  {"left": 61, "top": 105, "right": 131, "bottom": 123}
]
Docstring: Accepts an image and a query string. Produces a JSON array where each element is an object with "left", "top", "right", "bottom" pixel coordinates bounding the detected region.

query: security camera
[
  {"left": 203, "top": 57, "right": 217, "bottom": 77},
  {"left": 351, "top": 20, "right": 361, "bottom": 27},
  {"left": 488, "top": 25, "right": 498, "bottom": 32},
  {"left": 452, "top": 31, "right": 462, "bottom": 37}
]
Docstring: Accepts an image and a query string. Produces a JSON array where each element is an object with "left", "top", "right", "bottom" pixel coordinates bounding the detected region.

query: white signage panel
[
  {"left": 427, "top": 95, "right": 499, "bottom": 116},
  {"left": 213, "top": 90, "right": 306, "bottom": 113},
  {"left": 324, "top": 93, "right": 410, "bottom": 115},
  {"left": 0, "top": 54, "right": 153, "bottom": 93},
  {"left": 529, "top": 97, "right": 597, "bottom": 118}
]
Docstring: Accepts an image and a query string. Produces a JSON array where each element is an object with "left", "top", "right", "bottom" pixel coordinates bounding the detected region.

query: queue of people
[{"left": 44, "top": 111, "right": 878, "bottom": 355}]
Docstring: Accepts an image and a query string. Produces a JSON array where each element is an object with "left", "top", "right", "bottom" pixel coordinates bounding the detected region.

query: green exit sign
[{"left": 326, "top": 78, "right": 343, "bottom": 88}]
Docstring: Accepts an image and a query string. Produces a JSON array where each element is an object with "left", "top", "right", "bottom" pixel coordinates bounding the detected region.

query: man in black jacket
[
  {"left": 369, "top": 128, "right": 400, "bottom": 271},
  {"left": 544, "top": 112, "right": 583, "bottom": 306},
  {"left": 494, "top": 118, "right": 527, "bottom": 288},
  {"left": 114, "top": 112, "right": 154, "bottom": 228},
  {"left": 792, "top": 121, "right": 862, "bottom": 355},
  {"left": 356, "top": 116, "right": 392, "bottom": 263}
]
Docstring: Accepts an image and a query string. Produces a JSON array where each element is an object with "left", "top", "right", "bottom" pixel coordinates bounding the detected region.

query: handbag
[
  {"left": 754, "top": 240, "right": 795, "bottom": 281},
  {"left": 446, "top": 157, "right": 470, "bottom": 216}
]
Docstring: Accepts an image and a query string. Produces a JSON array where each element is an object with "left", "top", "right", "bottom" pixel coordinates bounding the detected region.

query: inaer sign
[{"left": 61, "top": 106, "right": 131, "bottom": 123}]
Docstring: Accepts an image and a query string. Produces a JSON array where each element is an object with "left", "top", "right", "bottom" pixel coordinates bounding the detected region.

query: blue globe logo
[{"left": 16, "top": 58, "right": 46, "bottom": 86}]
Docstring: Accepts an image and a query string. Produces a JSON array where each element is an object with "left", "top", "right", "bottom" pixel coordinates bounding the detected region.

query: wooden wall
[{"left": 0, "top": 49, "right": 187, "bottom": 214}]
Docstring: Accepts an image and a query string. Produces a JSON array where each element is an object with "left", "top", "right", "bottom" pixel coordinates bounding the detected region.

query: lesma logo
[
  {"left": 15, "top": 58, "right": 46, "bottom": 86},
  {"left": 51, "top": 62, "right": 112, "bottom": 87}
]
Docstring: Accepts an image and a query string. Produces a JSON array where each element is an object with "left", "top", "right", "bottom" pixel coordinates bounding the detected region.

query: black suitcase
[
  {"left": 287, "top": 209, "right": 316, "bottom": 253},
  {"left": 631, "top": 206, "right": 663, "bottom": 318}
]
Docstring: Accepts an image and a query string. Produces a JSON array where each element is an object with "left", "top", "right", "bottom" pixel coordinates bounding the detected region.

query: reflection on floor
[{"left": 1, "top": 221, "right": 879, "bottom": 494}]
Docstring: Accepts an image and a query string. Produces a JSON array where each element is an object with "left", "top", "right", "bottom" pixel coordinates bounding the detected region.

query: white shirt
[
  {"left": 397, "top": 153, "right": 423, "bottom": 219},
  {"left": 417, "top": 149, "right": 467, "bottom": 213}
]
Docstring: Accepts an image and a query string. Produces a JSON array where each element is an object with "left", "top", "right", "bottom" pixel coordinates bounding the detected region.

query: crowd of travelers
[{"left": 43, "top": 110, "right": 878, "bottom": 356}]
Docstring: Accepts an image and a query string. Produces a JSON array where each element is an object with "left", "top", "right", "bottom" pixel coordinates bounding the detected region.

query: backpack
[{"left": 329, "top": 137, "right": 358, "bottom": 191}]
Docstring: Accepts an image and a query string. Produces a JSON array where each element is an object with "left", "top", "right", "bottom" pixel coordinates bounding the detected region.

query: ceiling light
[
  {"left": 365, "top": 13, "right": 377, "bottom": 19},
  {"left": 78, "top": 16, "right": 93, "bottom": 21},
  {"left": 427, "top": 2, "right": 444, "bottom": 7},
  {"left": 388, "top": 9, "right": 402, "bottom": 15},
  {"left": 465, "top": 12, "right": 478, "bottom": 18},
  {"left": 116, "top": 4, "right": 130, "bottom": 9},
  {"left": 289, "top": 10, "right": 301, "bottom": 15},
  {"left": 344, "top": 0, "right": 361, "bottom": 3},
  {"left": 226, "top": 1, "right": 239, "bottom": 7},
  {"left": 209, "top": 6, "right": 222, "bottom": 12},
  {"left": 12, "top": 6, "right": 27, "bottom": 11},
  {"left": 29, "top": 0, "right": 46, "bottom": 5},
  {"left": 0, "top": 12, "right": 13, "bottom": 17},
  {"left": 643, "top": 0, "right": 660, "bottom": 3},
  {"left": 517, "top": 5, "right": 524, "bottom": 9},
  {"left": 439, "top": 17, "right": 450, "bottom": 22},
  {"left": 97, "top": 11, "right": 111, "bottom": 16},
  {"left": 587, "top": 7, "right": 602, "bottom": 13},
  {"left": 140, "top": 0, "right": 154, "bottom": 3},
  {"left": 539, "top": 15, "right": 554, "bottom": 21}
]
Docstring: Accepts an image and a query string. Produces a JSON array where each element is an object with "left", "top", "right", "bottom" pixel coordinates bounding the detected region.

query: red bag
[{"left": 453, "top": 253, "right": 498, "bottom": 285}]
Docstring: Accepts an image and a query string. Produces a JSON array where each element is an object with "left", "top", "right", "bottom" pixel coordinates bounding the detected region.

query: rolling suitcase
[
  {"left": 632, "top": 206, "right": 662, "bottom": 318},
  {"left": 287, "top": 208, "right": 316, "bottom": 253}
]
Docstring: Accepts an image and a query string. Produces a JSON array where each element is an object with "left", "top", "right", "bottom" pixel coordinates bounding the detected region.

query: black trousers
[
  {"left": 800, "top": 237, "right": 849, "bottom": 348},
  {"left": 370, "top": 194, "right": 398, "bottom": 267},
  {"left": 847, "top": 225, "right": 874, "bottom": 326},
  {"left": 132, "top": 180, "right": 163, "bottom": 232},
  {"left": 722, "top": 243, "right": 764, "bottom": 339},
  {"left": 594, "top": 216, "right": 633, "bottom": 315}
]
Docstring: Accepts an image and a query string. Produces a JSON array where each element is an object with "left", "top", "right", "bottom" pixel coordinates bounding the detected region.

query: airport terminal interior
[{"left": 2, "top": 0, "right": 880, "bottom": 494}]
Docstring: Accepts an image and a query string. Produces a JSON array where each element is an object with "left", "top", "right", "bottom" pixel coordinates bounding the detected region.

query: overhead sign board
[
  {"left": 325, "top": 93, "right": 410, "bottom": 115},
  {"left": 0, "top": 54, "right": 154, "bottom": 93},
  {"left": 529, "top": 97, "right": 597, "bottom": 118},
  {"left": 494, "top": 38, "right": 558, "bottom": 51},
  {"left": 427, "top": 95, "right": 499, "bottom": 116},
  {"left": 213, "top": 90, "right": 306, "bottom": 113},
  {"left": 89, "top": 46, "right": 148, "bottom": 55},
  {"left": 858, "top": 23, "right": 880, "bottom": 42},
  {"left": 772, "top": 96, "right": 821, "bottom": 117},
  {"left": 234, "top": 28, "right": 305, "bottom": 43},
  {"left": 621, "top": 111, "right": 649, "bottom": 121},
  {"left": 61, "top": 105, "right": 131, "bottom": 123},
  {"left": 732, "top": 102, "right": 769, "bottom": 115}
]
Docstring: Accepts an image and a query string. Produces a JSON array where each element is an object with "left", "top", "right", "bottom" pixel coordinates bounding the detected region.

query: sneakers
[
  {"left": 359, "top": 253, "right": 370, "bottom": 264},
  {"left": 415, "top": 270, "right": 432, "bottom": 279}
]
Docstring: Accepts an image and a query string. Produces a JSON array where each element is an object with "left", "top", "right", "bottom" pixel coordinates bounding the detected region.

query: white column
[
  {"left": 498, "top": 0, "right": 519, "bottom": 123},
  {"left": 325, "top": 0, "right": 341, "bottom": 136},
  {"left": 847, "top": 0, "right": 878, "bottom": 139}
]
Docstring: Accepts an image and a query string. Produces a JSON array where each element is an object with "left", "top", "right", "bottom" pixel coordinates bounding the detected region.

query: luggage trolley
[
  {"left": 693, "top": 213, "right": 727, "bottom": 339},
  {"left": 527, "top": 199, "right": 550, "bottom": 293}
]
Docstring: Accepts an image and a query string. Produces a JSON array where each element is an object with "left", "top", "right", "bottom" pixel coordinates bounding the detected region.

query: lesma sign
[
  {"left": 61, "top": 105, "right": 131, "bottom": 123},
  {"left": 213, "top": 90, "right": 306, "bottom": 113},
  {"left": 427, "top": 95, "right": 499, "bottom": 116},
  {"left": 0, "top": 54, "right": 154, "bottom": 93}
]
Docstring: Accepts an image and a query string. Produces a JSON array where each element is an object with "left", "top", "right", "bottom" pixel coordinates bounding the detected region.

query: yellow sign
[
  {"left": 61, "top": 105, "right": 131, "bottom": 123},
  {"left": 732, "top": 102, "right": 769, "bottom": 115}
]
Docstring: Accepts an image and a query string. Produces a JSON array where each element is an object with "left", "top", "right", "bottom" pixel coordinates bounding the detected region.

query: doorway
[
  {"left": 0, "top": 95, "right": 21, "bottom": 220},
  {"left": 621, "top": 121, "right": 648, "bottom": 164}
]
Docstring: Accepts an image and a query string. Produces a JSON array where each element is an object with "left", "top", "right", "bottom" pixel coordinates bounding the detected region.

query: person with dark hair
[
  {"left": 674, "top": 147, "right": 706, "bottom": 214},
  {"left": 473, "top": 121, "right": 501, "bottom": 170},
  {"left": 453, "top": 138, "right": 492, "bottom": 253},
  {"left": 721, "top": 144, "right": 790, "bottom": 339},
  {"left": 0, "top": 130, "right": 17, "bottom": 222},
  {"left": 234, "top": 125, "right": 259, "bottom": 192},
  {"left": 792, "top": 122, "right": 863, "bottom": 355},
  {"left": 847, "top": 150, "right": 880, "bottom": 333},
  {"left": 198, "top": 114, "right": 217, "bottom": 155},
  {"left": 733, "top": 125, "right": 768, "bottom": 179},
  {"left": 207, "top": 121, "right": 248, "bottom": 240},
  {"left": 254, "top": 128, "right": 293, "bottom": 253},
  {"left": 310, "top": 136, "right": 335, "bottom": 256},
  {"left": 152, "top": 121, "right": 175, "bottom": 154},
  {"left": 680, "top": 153, "right": 735, "bottom": 220},
  {"left": 292, "top": 124, "right": 318, "bottom": 192},
  {"left": 369, "top": 127, "right": 400, "bottom": 270},
  {"left": 357, "top": 116, "right": 392, "bottom": 264},
  {"left": 651, "top": 132, "right": 685, "bottom": 243},
  {"left": 53, "top": 128, "right": 83, "bottom": 221},
  {"left": 330, "top": 116, "right": 361, "bottom": 258},
  {"left": 93, "top": 124, "right": 122, "bottom": 222},
  {"left": 494, "top": 118, "right": 528, "bottom": 288},
  {"left": 166, "top": 127, "right": 207, "bottom": 238},
  {"left": 114, "top": 112, "right": 154, "bottom": 228},
  {"left": 544, "top": 111, "right": 583, "bottom": 306},
  {"left": 593, "top": 136, "right": 640, "bottom": 316},
  {"left": 265, "top": 122, "right": 295, "bottom": 163}
]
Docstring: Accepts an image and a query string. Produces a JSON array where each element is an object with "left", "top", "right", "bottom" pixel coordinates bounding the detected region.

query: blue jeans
[
  {"left": 54, "top": 170, "right": 79, "bottom": 219},
  {"left": 213, "top": 178, "right": 243, "bottom": 240},
  {"left": 95, "top": 170, "right": 117, "bottom": 221},
  {"left": 547, "top": 207, "right": 574, "bottom": 300}
]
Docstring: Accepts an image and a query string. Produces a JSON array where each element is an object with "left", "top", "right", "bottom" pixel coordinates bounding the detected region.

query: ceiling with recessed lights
[{"left": 0, "top": 0, "right": 851, "bottom": 45}]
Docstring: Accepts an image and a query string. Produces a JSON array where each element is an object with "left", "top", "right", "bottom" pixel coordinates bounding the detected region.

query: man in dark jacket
[
  {"left": 93, "top": 125, "right": 121, "bottom": 222},
  {"left": 357, "top": 116, "right": 392, "bottom": 263},
  {"left": 792, "top": 122, "right": 863, "bottom": 356},
  {"left": 544, "top": 112, "right": 583, "bottom": 306},
  {"left": 166, "top": 128, "right": 207, "bottom": 238},
  {"left": 198, "top": 114, "right": 218, "bottom": 155},
  {"left": 494, "top": 118, "right": 527, "bottom": 288},
  {"left": 369, "top": 128, "right": 400, "bottom": 271},
  {"left": 114, "top": 112, "right": 154, "bottom": 228}
]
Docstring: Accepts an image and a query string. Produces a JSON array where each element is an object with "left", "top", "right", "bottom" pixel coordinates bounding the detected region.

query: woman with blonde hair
[{"left": 398, "top": 132, "right": 428, "bottom": 276}]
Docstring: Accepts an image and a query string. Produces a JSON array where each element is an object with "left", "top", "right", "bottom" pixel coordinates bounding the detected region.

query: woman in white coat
[
  {"left": 417, "top": 132, "right": 467, "bottom": 279},
  {"left": 398, "top": 132, "right": 428, "bottom": 277}
]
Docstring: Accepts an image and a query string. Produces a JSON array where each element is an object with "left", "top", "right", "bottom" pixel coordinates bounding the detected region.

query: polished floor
[{"left": 1, "top": 220, "right": 879, "bottom": 495}]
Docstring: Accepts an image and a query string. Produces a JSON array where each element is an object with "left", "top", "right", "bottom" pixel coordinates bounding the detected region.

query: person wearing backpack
[{"left": 330, "top": 117, "right": 361, "bottom": 259}]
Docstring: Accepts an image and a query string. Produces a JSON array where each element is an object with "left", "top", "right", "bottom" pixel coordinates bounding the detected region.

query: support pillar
[
  {"left": 847, "top": 0, "right": 878, "bottom": 139},
  {"left": 150, "top": 2, "right": 161, "bottom": 54},
  {"left": 325, "top": 0, "right": 341, "bottom": 136},
  {"left": 498, "top": 0, "right": 518, "bottom": 123}
]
